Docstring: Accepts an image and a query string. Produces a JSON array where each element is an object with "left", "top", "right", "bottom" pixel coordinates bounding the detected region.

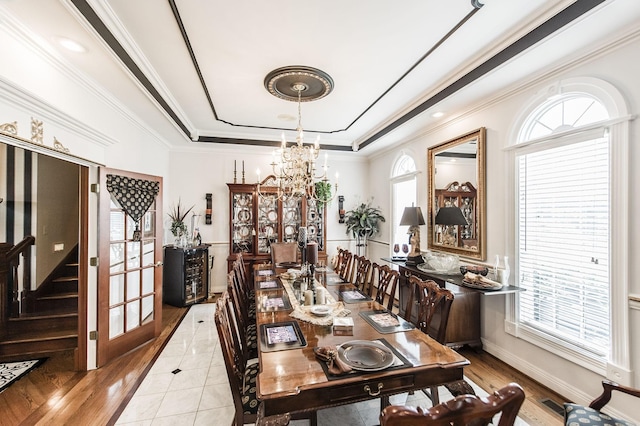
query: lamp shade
[
  {"left": 400, "top": 206, "right": 426, "bottom": 227},
  {"left": 434, "top": 207, "right": 468, "bottom": 226}
]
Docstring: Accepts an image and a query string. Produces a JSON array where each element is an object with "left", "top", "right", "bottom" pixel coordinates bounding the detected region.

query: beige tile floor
[{"left": 116, "top": 303, "right": 524, "bottom": 426}]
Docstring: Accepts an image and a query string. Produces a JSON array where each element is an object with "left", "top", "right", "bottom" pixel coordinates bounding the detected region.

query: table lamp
[
  {"left": 400, "top": 206, "right": 426, "bottom": 265},
  {"left": 434, "top": 206, "right": 468, "bottom": 246}
]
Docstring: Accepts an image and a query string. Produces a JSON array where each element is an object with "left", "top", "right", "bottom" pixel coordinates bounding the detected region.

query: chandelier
[{"left": 258, "top": 66, "right": 338, "bottom": 203}]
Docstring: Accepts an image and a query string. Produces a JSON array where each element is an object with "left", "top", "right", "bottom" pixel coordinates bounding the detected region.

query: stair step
[
  {"left": 8, "top": 311, "right": 78, "bottom": 332},
  {"left": 38, "top": 292, "right": 78, "bottom": 301},
  {"left": 52, "top": 276, "right": 78, "bottom": 283},
  {"left": 0, "top": 327, "right": 78, "bottom": 360}
]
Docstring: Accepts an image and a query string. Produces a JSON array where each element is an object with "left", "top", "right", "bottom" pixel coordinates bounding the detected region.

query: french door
[{"left": 97, "top": 167, "right": 163, "bottom": 366}]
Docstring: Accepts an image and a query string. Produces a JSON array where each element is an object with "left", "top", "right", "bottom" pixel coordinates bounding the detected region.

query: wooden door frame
[{"left": 96, "top": 167, "right": 163, "bottom": 367}]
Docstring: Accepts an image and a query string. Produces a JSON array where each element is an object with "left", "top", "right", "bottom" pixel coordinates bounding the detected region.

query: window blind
[{"left": 517, "top": 135, "right": 609, "bottom": 357}]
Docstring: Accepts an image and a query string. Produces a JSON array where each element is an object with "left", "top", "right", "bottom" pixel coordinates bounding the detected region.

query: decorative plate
[
  {"left": 237, "top": 209, "right": 251, "bottom": 222},
  {"left": 267, "top": 209, "right": 278, "bottom": 222},
  {"left": 264, "top": 225, "right": 275, "bottom": 236},
  {"left": 307, "top": 209, "right": 317, "bottom": 220},
  {"left": 284, "top": 209, "right": 297, "bottom": 221},
  {"left": 239, "top": 225, "right": 250, "bottom": 237},
  {"left": 307, "top": 224, "right": 317, "bottom": 236},
  {"left": 284, "top": 225, "right": 295, "bottom": 236},
  {"left": 337, "top": 340, "right": 395, "bottom": 371},
  {"left": 310, "top": 306, "right": 332, "bottom": 317},
  {"left": 236, "top": 195, "right": 250, "bottom": 206}
]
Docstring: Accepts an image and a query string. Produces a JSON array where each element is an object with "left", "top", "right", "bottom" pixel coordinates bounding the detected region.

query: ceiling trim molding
[
  {"left": 71, "top": 0, "right": 483, "bottom": 148},
  {"left": 70, "top": 0, "right": 191, "bottom": 139},
  {"left": 357, "top": 0, "right": 607, "bottom": 151}
]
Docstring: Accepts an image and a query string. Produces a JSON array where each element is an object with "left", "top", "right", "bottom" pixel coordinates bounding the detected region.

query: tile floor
[{"left": 116, "top": 303, "right": 524, "bottom": 426}]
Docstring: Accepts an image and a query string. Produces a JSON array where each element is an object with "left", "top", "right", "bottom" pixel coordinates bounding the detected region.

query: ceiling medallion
[
  {"left": 258, "top": 66, "right": 338, "bottom": 203},
  {"left": 264, "top": 66, "right": 334, "bottom": 102}
]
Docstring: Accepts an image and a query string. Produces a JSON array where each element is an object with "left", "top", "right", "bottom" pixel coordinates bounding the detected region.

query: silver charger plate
[{"left": 337, "top": 340, "right": 395, "bottom": 371}]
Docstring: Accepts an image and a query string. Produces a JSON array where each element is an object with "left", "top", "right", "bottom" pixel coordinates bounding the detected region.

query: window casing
[{"left": 506, "top": 78, "right": 631, "bottom": 382}]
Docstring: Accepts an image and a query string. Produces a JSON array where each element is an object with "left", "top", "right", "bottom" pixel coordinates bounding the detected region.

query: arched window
[
  {"left": 391, "top": 153, "right": 417, "bottom": 257},
  {"left": 508, "top": 78, "right": 630, "bottom": 380}
]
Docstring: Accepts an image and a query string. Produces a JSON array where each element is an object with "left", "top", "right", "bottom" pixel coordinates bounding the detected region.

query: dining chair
[
  {"left": 379, "top": 382, "right": 525, "bottom": 426},
  {"left": 352, "top": 256, "right": 372, "bottom": 294},
  {"left": 270, "top": 242, "right": 299, "bottom": 267},
  {"left": 337, "top": 250, "right": 353, "bottom": 282},
  {"left": 215, "top": 294, "right": 263, "bottom": 425},
  {"left": 226, "top": 271, "right": 258, "bottom": 360},
  {"left": 373, "top": 263, "right": 399, "bottom": 311},
  {"left": 406, "top": 275, "right": 455, "bottom": 404},
  {"left": 564, "top": 380, "right": 640, "bottom": 426}
]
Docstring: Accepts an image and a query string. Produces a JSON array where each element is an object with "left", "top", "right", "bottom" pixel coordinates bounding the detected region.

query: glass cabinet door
[
  {"left": 232, "top": 192, "right": 254, "bottom": 253},
  {"left": 257, "top": 193, "right": 278, "bottom": 254},
  {"left": 306, "top": 199, "right": 325, "bottom": 251},
  {"left": 282, "top": 195, "right": 302, "bottom": 244}
]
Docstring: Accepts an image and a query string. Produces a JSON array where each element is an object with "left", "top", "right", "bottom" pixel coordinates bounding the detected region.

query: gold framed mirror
[{"left": 427, "top": 127, "right": 486, "bottom": 260}]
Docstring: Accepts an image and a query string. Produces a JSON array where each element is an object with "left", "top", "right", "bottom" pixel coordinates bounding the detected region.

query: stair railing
[{"left": 0, "top": 236, "right": 35, "bottom": 327}]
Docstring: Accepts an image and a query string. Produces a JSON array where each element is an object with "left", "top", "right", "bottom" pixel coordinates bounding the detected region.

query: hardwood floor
[
  {"left": 459, "top": 347, "right": 567, "bottom": 425},
  {"left": 0, "top": 304, "right": 188, "bottom": 426},
  {"left": 0, "top": 301, "right": 567, "bottom": 426}
]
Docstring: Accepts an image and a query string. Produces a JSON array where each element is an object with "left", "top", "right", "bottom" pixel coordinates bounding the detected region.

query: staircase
[{"left": 0, "top": 248, "right": 79, "bottom": 361}]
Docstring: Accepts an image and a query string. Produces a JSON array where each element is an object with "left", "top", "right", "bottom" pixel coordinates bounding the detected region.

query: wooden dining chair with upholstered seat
[
  {"left": 564, "top": 380, "right": 640, "bottom": 426},
  {"left": 406, "top": 275, "right": 459, "bottom": 404},
  {"left": 226, "top": 271, "right": 258, "bottom": 360},
  {"left": 352, "top": 256, "right": 372, "bottom": 294},
  {"left": 337, "top": 250, "right": 353, "bottom": 282},
  {"left": 216, "top": 294, "right": 318, "bottom": 426},
  {"left": 270, "top": 242, "right": 299, "bottom": 272},
  {"left": 372, "top": 263, "right": 399, "bottom": 311},
  {"left": 380, "top": 382, "right": 525, "bottom": 426}
]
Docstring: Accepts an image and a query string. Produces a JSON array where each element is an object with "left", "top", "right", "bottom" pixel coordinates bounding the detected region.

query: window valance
[{"left": 106, "top": 174, "right": 159, "bottom": 241}]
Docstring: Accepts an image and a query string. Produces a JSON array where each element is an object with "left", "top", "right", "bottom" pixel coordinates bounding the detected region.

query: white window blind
[{"left": 517, "top": 134, "right": 609, "bottom": 357}]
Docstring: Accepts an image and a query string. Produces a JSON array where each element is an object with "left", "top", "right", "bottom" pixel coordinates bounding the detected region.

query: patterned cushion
[
  {"left": 564, "top": 403, "right": 635, "bottom": 426},
  {"left": 242, "top": 362, "right": 260, "bottom": 415},
  {"left": 247, "top": 324, "right": 258, "bottom": 358}
]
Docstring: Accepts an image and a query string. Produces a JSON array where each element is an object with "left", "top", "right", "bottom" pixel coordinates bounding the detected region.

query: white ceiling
[{"left": 2, "top": 0, "right": 639, "bottom": 155}]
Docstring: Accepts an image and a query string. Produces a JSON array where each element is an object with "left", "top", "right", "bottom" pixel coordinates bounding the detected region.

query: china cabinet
[
  {"left": 163, "top": 245, "right": 210, "bottom": 307},
  {"left": 434, "top": 181, "right": 477, "bottom": 249},
  {"left": 227, "top": 175, "right": 326, "bottom": 275}
]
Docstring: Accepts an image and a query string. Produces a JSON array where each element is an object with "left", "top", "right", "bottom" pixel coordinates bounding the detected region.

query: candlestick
[
  {"left": 242, "top": 160, "right": 245, "bottom": 183},
  {"left": 233, "top": 159, "right": 237, "bottom": 183}
]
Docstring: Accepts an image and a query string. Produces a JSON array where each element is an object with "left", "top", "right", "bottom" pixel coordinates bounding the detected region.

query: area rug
[{"left": 0, "top": 358, "right": 47, "bottom": 393}]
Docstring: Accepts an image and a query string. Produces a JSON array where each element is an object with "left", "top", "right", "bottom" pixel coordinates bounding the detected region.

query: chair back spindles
[
  {"left": 408, "top": 275, "right": 454, "bottom": 344},
  {"left": 373, "top": 264, "right": 399, "bottom": 311}
]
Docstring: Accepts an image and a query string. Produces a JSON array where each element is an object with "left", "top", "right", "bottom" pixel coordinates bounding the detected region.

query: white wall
[
  {"left": 367, "top": 36, "right": 640, "bottom": 422},
  {"left": 164, "top": 146, "right": 367, "bottom": 293}
]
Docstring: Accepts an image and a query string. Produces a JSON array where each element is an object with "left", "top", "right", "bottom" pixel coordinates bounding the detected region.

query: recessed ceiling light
[
  {"left": 55, "top": 37, "right": 87, "bottom": 53},
  {"left": 432, "top": 111, "right": 444, "bottom": 118}
]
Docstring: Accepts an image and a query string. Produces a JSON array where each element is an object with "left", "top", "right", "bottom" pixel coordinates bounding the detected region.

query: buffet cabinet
[
  {"left": 163, "top": 245, "right": 210, "bottom": 307},
  {"left": 227, "top": 176, "right": 327, "bottom": 275},
  {"left": 396, "top": 262, "right": 482, "bottom": 350}
]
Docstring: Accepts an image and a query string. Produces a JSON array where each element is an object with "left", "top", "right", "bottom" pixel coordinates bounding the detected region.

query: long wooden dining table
[{"left": 253, "top": 267, "right": 470, "bottom": 418}]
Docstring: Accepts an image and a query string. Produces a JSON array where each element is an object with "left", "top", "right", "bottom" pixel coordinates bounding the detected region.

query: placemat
[
  {"left": 259, "top": 320, "right": 307, "bottom": 352},
  {"left": 315, "top": 338, "right": 413, "bottom": 381},
  {"left": 359, "top": 309, "right": 416, "bottom": 333},
  {"left": 339, "top": 289, "right": 372, "bottom": 303}
]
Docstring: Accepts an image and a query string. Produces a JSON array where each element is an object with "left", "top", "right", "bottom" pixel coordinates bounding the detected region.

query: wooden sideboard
[{"left": 383, "top": 258, "right": 521, "bottom": 350}]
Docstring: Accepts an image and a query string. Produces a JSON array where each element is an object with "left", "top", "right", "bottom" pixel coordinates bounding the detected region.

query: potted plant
[
  {"left": 168, "top": 199, "right": 193, "bottom": 246},
  {"left": 343, "top": 200, "right": 385, "bottom": 255},
  {"left": 314, "top": 181, "right": 332, "bottom": 210}
]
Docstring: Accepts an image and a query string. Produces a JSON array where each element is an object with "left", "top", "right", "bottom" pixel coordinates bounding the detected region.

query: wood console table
[{"left": 382, "top": 258, "right": 521, "bottom": 350}]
